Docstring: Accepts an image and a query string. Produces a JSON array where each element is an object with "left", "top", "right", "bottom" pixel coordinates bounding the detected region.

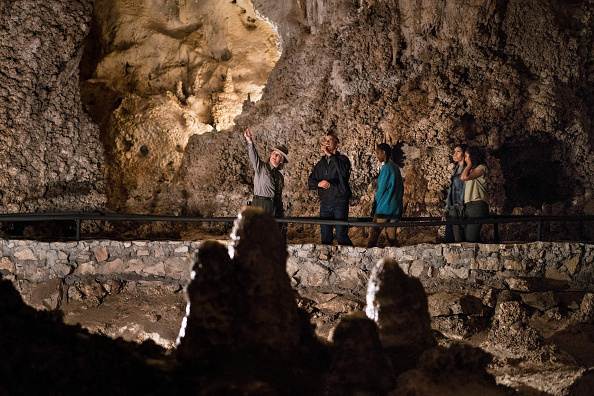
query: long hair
[{"left": 466, "top": 146, "right": 486, "bottom": 169}]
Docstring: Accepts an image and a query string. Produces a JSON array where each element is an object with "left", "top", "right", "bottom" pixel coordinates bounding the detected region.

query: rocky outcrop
[
  {"left": 79, "top": 0, "right": 280, "bottom": 211},
  {"left": 0, "top": 0, "right": 106, "bottom": 213},
  {"left": 1, "top": 209, "right": 521, "bottom": 394},
  {"left": 165, "top": 0, "right": 594, "bottom": 243},
  {"left": 177, "top": 208, "right": 311, "bottom": 363},
  {"left": 176, "top": 208, "right": 327, "bottom": 394},
  {"left": 324, "top": 312, "right": 396, "bottom": 395},
  {"left": 366, "top": 258, "right": 436, "bottom": 372}
]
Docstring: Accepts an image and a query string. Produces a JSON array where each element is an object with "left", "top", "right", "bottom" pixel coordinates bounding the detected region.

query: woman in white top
[{"left": 455, "top": 146, "right": 489, "bottom": 242}]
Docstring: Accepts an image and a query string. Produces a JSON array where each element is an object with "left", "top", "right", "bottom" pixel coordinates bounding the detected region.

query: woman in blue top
[
  {"left": 367, "top": 143, "right": 404, "bottom": 247},
  {"left": 443, "top": 144, "right": 467, "bottom": 242}
]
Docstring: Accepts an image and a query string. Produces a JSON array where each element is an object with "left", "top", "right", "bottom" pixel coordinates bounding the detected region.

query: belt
[{"left": 253, "top": 195, "right": 274, "bottom": 201}]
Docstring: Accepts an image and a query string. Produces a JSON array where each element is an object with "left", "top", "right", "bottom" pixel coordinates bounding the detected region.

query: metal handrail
[{"left": 1, "top": 212, "right": 593, "bottom": 242}]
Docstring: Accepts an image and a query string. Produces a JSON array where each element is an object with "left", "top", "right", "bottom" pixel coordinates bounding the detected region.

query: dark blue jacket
[{"left": 307, "top": 152, "right": 352, "bottom": 204}]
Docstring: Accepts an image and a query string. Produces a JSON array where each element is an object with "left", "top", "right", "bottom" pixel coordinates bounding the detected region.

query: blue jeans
[{"left": 320, "top": 201, "right": 352, "bottom": 246}]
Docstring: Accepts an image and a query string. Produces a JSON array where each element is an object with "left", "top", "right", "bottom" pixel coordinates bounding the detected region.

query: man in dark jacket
[{"left": 307, "top": 133, "right": 353, "bottom": 245}]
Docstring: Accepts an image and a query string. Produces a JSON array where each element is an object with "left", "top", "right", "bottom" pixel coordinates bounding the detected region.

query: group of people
[
  {"left": 244, "top": 128, "right": 488, "bottom": 246},
  {"left": 443, "top": 144, "right": 489, "bottom": 243}
]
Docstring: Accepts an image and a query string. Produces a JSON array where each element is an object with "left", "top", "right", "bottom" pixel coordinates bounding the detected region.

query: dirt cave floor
[{"left": 56, "top": 275, "right": 594, "bottom": 396}]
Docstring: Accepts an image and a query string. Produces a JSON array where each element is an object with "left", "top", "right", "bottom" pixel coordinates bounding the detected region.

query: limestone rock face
[
  {"left": 1, "top": 0, "right": 593, "bottom": 238},
  {"left": 366, "top": 258, "right": 436, "bottom": 372},
  {"left": 80, "top": 0, "right": 281, "bottom": 211},
  {"left": 0, "top": 0, "right": 106, "bottom": 213},
  {"left": 165, "top": 0, "right": 594, "bottom": 242}
]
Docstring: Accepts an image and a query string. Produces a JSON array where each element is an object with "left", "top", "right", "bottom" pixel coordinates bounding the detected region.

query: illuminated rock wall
[
  {"left": 1, "top": 0, "right": 593, "bottom": 239},
  {"left": 80, "top": 0, "right": 281, "bottom": 211},
  {"left": 166, "top": 0, "right": 594, "bottom": 241}
]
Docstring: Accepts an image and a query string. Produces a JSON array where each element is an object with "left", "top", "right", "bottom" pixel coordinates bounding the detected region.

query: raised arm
[
  {"left": 460, "top": 153, "right": 484, "bottom": 181},
  {"left": 244, "top": 128, "right": 262, "bottom": 171}
]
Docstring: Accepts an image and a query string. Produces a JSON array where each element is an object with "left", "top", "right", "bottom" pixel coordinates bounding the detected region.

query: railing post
[
  {"left": 75, "top": 219, "right": 81, "bottom": 241},
  {"left": 536, "top": 221, "right": 542, "bottom": 241}
]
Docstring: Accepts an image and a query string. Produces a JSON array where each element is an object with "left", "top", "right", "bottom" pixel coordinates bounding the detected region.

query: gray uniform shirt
[{"left": 248, "top": 143, "right": 284, "bottom": 199}]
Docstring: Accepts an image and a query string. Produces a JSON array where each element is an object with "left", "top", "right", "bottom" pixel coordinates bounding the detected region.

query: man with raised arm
[{"left": 244, "top": 128, "right": 289, "bottom": 224}]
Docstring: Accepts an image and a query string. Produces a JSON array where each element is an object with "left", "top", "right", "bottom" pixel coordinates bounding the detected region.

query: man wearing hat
[{"left": 244, "top": 128, "right": 289, "bottom": 223}]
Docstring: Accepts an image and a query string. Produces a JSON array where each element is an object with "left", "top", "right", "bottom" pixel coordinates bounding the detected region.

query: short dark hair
[
  {"left": 377, "top": 143, "right": 391, "bottom": 159},
  {"left": 326, "top": 133, "right": 339, "bottom": 144}
]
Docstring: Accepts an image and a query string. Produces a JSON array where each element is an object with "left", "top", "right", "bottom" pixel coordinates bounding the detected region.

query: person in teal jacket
[{"left": 366, "top": 143, "right": 404, "bottom": 247}]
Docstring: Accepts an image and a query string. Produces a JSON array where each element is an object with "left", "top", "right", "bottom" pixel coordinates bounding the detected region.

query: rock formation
[
  {"left": 163, "top": 0, "right": 594, "bottom": 242},
  {"left": 324, "top": 312, "right": 396, "bottom": 395},
  {"left": 0, "top": 0, "right": 106, "bottom": 213},
  {"left": 366, "top": 258, "right": 436, "bottom": 372},
  {"left": 177, "top": 208, "right": 312, "bottom": 362},
  {"left": 1, "top": 209, "right": 518, "bottom": 395},
  {"left": 79, "top": 0, "right": 280, "bottom": 212},
  {"left": 2, "top": 0, "right": 593, "bottom": 242},
  {"left": 176, "top": 208, "right": 327, "bottom": 394}
]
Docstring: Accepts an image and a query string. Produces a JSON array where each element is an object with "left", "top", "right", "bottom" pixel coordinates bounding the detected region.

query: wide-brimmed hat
[{"left": 273, "top": 145, "right": 289, "bottom": 163}]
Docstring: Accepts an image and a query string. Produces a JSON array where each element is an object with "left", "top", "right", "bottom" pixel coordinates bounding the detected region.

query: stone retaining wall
[
  {"left": 0, "top": 239, "right": 592, "bottom": 306},
  {"left": 287, "top": 242, "right": 594, "bottom": 300},
  {"left": 0, "top": 240, "right": 197, "bottom": 286}
]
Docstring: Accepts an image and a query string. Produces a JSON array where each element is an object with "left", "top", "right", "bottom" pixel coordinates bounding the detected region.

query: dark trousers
[
  {"left": 444, "top": 224, "right": 455, "bottom": 243},
  {"left": 453, "top": 200, "right": 489, "bottom": 243},
  {"left": 320, "top": 200, "right": 352, "bottom": 246},
  {"left": 252, "top": 196, "right": 286, "bottom": 238}
]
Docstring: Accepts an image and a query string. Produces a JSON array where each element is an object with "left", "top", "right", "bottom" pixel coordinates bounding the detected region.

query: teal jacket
[{"left": 372, "top": 161, "right": 404, "bottom": 219}]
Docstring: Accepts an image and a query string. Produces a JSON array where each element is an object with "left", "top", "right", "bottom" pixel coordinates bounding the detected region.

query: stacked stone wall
[
  {"left": 287, "top": 242, "right": 594, "bottom": 300},
  {"left": 0, "top": 239, "right": 592, "bottom": 311}
]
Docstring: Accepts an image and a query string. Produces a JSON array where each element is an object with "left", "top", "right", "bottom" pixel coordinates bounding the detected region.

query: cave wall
[
  {"left": 163, "top": 0, "right": 594, "bottom": 229},
  {"left": 1, "top": 0, "right": 593, "bottom": 233},
  {"left": 0, "top": 0, "right": 106, "bottom": 213},
  {"left": 79, "top": 0, "right": 281, "bottom": 212}
]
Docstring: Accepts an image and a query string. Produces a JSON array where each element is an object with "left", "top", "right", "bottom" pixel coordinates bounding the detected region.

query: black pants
[
  {"left": 320, "top": 200, "right": 352, "bottom": 246},
  {"left": 452, "top": 200, "right": 489, "bottom": 243},
  {"left": 251, "top": 196, "right": 286, "bottom": 237}
]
